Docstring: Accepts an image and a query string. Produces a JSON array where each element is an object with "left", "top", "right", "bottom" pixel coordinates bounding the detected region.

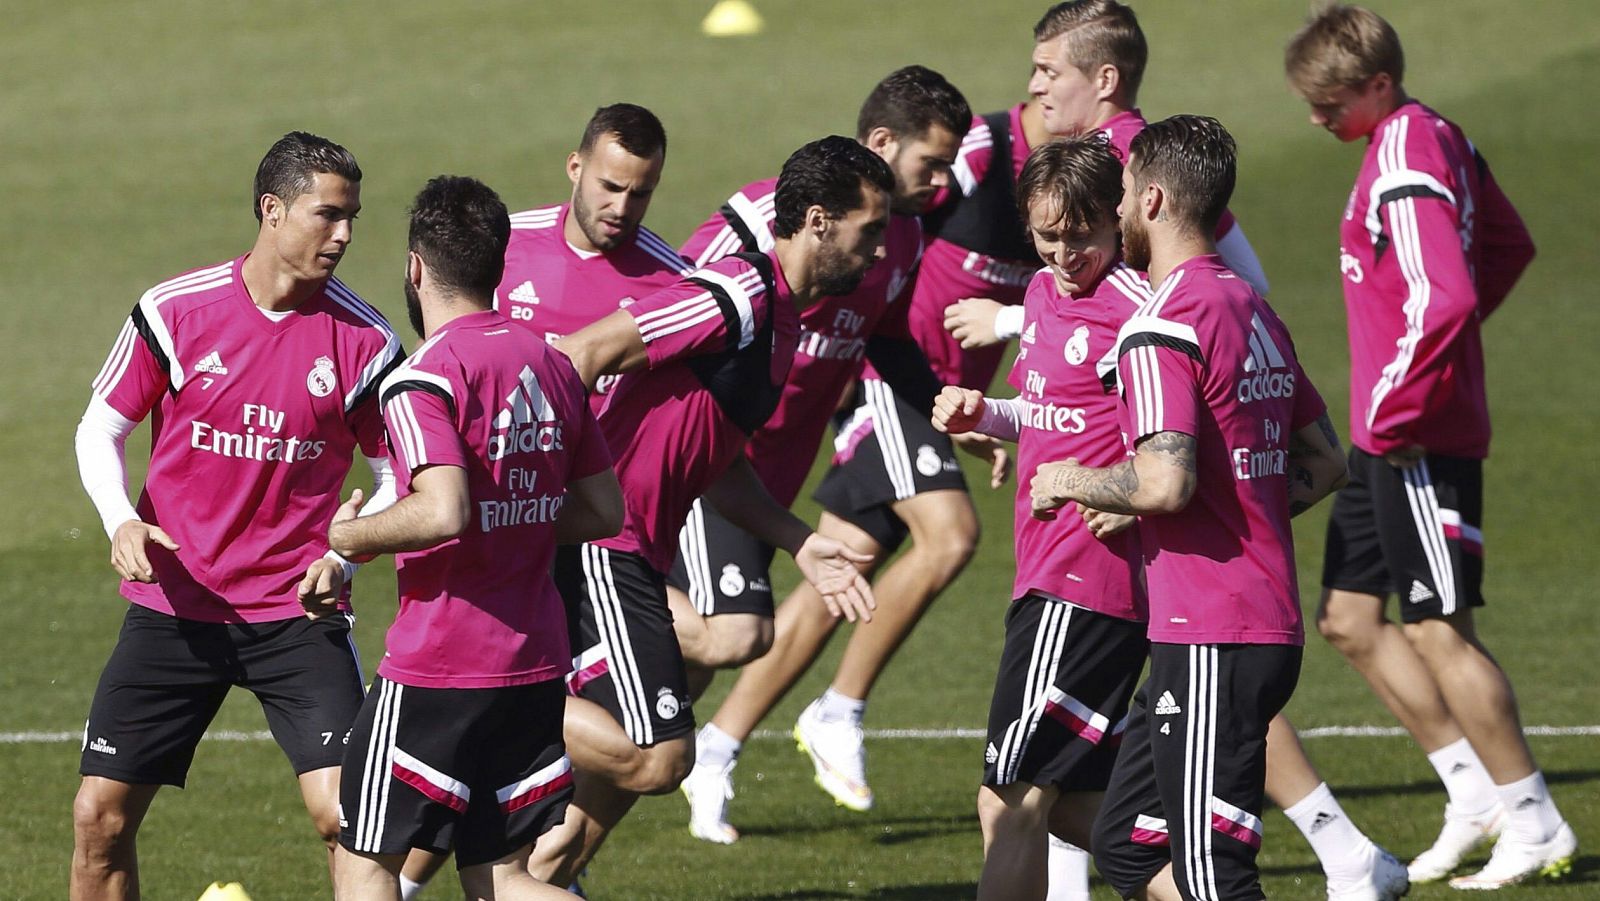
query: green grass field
[{"left": 3, "top": 1, "right": 1597, "bottom": 897}]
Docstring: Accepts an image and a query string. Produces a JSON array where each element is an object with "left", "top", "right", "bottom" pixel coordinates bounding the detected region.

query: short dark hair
[
  {"left": 253, "top": 131, "right": 361, "bottom": 222},
  {"left": 772, "top": 136, "right": 895, "bottom": 240},
  {"left": 854, "top": 65, "right": 972, "bottom": 143},
  {"left": 1126, "top": 115, "right": 1237, "bottom": 235},
  {"left": 407, "top": 176, "right": 511, "bottom": 300},
  {"left": 1016, "top": 136, "right": 1123, "bottom": 232},
  {"left": 1033, "top": 0, "right": 1148, "bottom": 106},
  {"left": 578, "top": 103, "right": 667, "bottom": 159}
]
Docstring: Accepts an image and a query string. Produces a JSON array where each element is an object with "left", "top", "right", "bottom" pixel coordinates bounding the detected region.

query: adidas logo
[
  {"left": 488, "top": 365, "right": 562, "bottom": 460},
  {"left": 194, "top": 350, "right": 229, "bottom": 375},
  {"left": 1154, "top": 691, "right": 1182, "bottom": 716},
  {"left": 1449, "top": 761, "right": 1470, "bottom": 774},
  {"left": 1309, "top": 811, "right": 1339, "bottom": 834},
  {"left": 1237, "top": 312, "right": 1295, "bottom": 402},
  {"left": 1408, "top": 581, "right": 1435, "bottom": 604},
  {"left": 1021, "top": 322, "right": 1037, "bottom": 344},
  {"left": 1515, "top": 795, "right": 1540, "bottom": 811},
  {"left": 985, "top": 742, "right": 999, "bottom": 765},
  {"left": 510, "top": 281, "right": 540, "bottom": 305}
]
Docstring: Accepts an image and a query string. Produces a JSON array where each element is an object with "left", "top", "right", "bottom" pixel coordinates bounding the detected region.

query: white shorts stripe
[
  {"left": 582, "top": 545, "right": 654, "bottom": 745},
  {"left": 995, "top": 601, "right": 1072, "bottom": 784},
  {"left": 866, "top": 380, "right": 917, "bottom": 499},
  {"left": 680, "top": 499, "right": 716, "bottom": 615},
  {"left": 1403, "top": 461, "right": 1457, "bottom": 613}
]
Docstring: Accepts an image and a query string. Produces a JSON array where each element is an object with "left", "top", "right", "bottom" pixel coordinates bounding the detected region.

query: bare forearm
[
  {"left": 1287, "top": 414, "right": 1348, "bottom": 517},
  {"left": 330, "top": 492, "right": 464, "bottom": 557},
  {"left": 705, "top": 459, "right": 810, "bottom": 554},
  {"left": 1043, "top": 460, "right": 1146, "bottom": 515}
]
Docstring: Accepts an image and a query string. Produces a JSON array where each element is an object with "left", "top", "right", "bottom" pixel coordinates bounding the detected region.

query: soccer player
[
  {"left": 1287, "top": 5, "right": 1576, "bottom": 889},
  {"left": 932, "top": 136, "right": 1151, "bottom": 901},
  {"left": 670, "top": 65, "right": 972, "bottom": 842},
  {"left": 943, "top": 0, "right": 1268, "bottom": 358},
  {"left": 525, "top": 136, "right": 893, "bottom": 886},
  {"left": 1036, "top": 115, "right": 1347, "bottom": 901},
  {"left": 328, "top": 176, "right": 622, "bottom": 901},
  {"left": 495, "top": 102, "right": 690, "bottom": 408},
  {"left": 71, "top": 132, "right": 401, "bottom": 899}
]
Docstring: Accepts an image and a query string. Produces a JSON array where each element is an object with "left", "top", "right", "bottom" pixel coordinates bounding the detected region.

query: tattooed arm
[
  {"left": 1287, "top": 413, "right": 1349, "bottom": 517},
  {"left": 1029, "top": 431, "right": 1198, "bottom": 520}
]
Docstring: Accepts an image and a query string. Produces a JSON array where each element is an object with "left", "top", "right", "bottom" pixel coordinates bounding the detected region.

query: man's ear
[
  {"left": 566, "top": 151, "right": 583, "bottom": 188},
  {"left": 260, "top": 194, "right": 283, "bottom": 228},
  {"left": 862, "top": 126, "right": 897, "bottom": 159},
  {"left": 804, "top": 204, "right": 832, "bottom": 238},
  {"left": 406, "top": 250, "right": 425, "bottom": 287},
  {"left": 1094, "top": 63, "right": 1121, "bottom": 103}
]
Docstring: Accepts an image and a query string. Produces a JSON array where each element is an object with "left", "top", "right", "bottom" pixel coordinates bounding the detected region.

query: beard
[
  {"left": 812, "top": 239, "right": 870, "bottom": 297},
  {"left": 404, "top": 276, "right": 425, "bottom": 338},
  {"left": 573, "top": 189, "right": 628, "bottom": 251},
  {"left": 1120, "top": 212, "right": 1151, "bottom": 273}
]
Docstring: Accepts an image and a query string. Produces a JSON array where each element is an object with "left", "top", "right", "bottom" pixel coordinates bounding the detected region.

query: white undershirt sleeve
[
  {"left": 993, "top": 305, "right": 1026, "bottom": 341},
  {"left": 1216, "top": 222, "right": 1271, "bottom": 297},
  {"left": 974, "top": 396, "right": 1024, "bottom": 442},
  {"left": 75, "top": 397, "right": 141, "bottom": 540}
]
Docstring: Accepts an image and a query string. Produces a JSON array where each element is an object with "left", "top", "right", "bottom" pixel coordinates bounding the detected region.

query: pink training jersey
[
  {"left": 377, "top": 310, "right": 610, "bottom": 689},
  {"left": 682, "top": 177, "right": 923, "bottom": 506},
  {"left": 1116, "top": 256, "right": 1325, "bottom": 645},
  {"left": 592, "top": 252, "right": 799, "bottom": 573},
  {"left": 913, "top": 104, "right": 1038, "bottom": 389},
  {"left": 1009, "top": 263, "right": 1149, "bottom": 620},
  {"left": 497, "top": 203, "right": 690, "bottom": 413},
  {"left": 88, "top": 256, "right": 401, "bottom": 622},
  {"left": 1339, "top": 100, "right": 1534, "bottom": 459}
]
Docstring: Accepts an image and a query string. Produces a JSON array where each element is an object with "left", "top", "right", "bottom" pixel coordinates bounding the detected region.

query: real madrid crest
[{"left": 307, "top": 355, "right": 337, "bottom": 398}]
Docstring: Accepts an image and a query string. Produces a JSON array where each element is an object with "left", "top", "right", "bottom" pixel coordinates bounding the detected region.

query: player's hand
[
  {"left": 794, "top": 533, "right": 876, "bottom": 623},
  {"left": 931, "top": 386, "right": 986, "bottom": 434},
  {"left": 109, "top": 519, "right": 179, "bottom": 583},
  {"left": 1077, "top": 503, "right": 1136, "bottom": 539},
  {"left": 943, "top": 298, "right": 1005, "bottom": 349},
  {"left": 952, "top": 432, "right": 1012, "bottom": 488},
  {"left": 327, "top": 489, "right": 376, "bottom": 563},
  {"left": 1030, "top": 459, "right": 1080, "bottom": 521},
  {"left": 297, "top": 558, "right": 347, "bottom": 620},
  {"left": 1383, "top": 445, "right": 1426, "bottom": 468}
]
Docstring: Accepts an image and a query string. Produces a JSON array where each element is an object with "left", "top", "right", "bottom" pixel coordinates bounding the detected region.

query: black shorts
[
  {"left": 1322, "top": 449, "right": 1485, "bottom": 622},
  {"left": 813, "top": 378, "right": 966, "bottom": 551},
  {"left": 80, "top": 604, "right": 365, "bottom": 788},
  {"left": 555, "top": 544, "right": 694, "bottom": 746},
  {"left": 983, "top": 596, "right": 1147, "bottom": 791},
  {"left": 665, "top": 498, "right": 778, "bottom": 617},
  {"left": 1092, "top": 642, "right": 1302, "bottom": 901},
  {"left": 338, "top": 677, "right": 571, "bottom": 868}
]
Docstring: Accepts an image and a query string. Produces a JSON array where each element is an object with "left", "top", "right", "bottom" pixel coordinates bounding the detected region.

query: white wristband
[{"left": 993, "top": 305, "right": 1025, "bottom": 341}]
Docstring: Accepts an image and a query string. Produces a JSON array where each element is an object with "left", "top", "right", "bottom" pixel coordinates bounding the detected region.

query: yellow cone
[
  {"left": 197, "top": 883, "right": 253, "bottom": 901},
  {"left": 701, "top": 0, "right": 764, "bottom": 37}
]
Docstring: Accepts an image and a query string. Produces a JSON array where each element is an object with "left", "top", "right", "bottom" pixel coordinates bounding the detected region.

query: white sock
[
  {"left": 1427, "top": 737, "right": 1498, "bottom": 816},
  {"left": 1283, "top": 782, "right": 1371, "bottom": 878},
  {"left": 399, "top": 875, "right": 425, "bottom": 901},
  {"left": 696, "top": 722, "right": 742, "bottom": 770},
  {"left": 1046, "top": 835, "right": 1091, "bottom": 901},
  {"left": 1495, "top": 771, "right": 1563, "bottom": 842},
  {"left": 816, "top": 688, "right": 866, "bottom": 724}
]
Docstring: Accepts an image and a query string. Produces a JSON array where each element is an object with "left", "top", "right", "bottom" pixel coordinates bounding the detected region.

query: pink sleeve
[
  {"left": 628, "top": 261, "right": 768, "bottom": 367},
  {"left": 1472, "top": 160, "right": 1534, "bottom": 321},
  {"left": 679, "top": 210, "right": 739, "bottom": 269},
  {"left": 90, "top": 313, "right": 170, "bottom": 422},
  {"left": 933, "top": 116, "right": 994, "bottom": 207},
  {"left": 382, "top": 378, "right": 467, "bottom": 476},
  {"left": 1290, "top": 357, "right": 1328, "bottom": 431},
  {"left": 1117, "top": 317, "right": 1203, "bottom": 443},
  {"left": 679, "top": 182, "right": 776, "bottom": 268},
  {"left": 1364, "top": 156, "right": 1479, "bottom": 453}
]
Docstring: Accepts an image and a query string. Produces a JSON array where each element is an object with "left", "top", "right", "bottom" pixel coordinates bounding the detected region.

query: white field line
[{"left": 7, "top": 725, "right": 1598, "bottom": 745}]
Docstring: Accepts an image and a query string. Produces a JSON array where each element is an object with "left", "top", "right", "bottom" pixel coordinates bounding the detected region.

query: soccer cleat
[
  {"left": 1326, "top": 842, "right": 1410, "bottom": 901},
  {"left": 1448, "top": 821, "right": 1576, "bottom": 890},
  {"left": 1407, "top": 803, "right": 1505, "bottom": 883},
  {"left": 681, "top": 759, "right": 740, "bottom": 844},
  {"left": 793, "top": 699, "right": 873, "bottom": 812}
]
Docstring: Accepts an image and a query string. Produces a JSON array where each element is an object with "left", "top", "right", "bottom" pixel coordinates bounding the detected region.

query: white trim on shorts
[
  {"left": 1400, "top": 460, "right": 1458, "bottom": 614},
  {"left": 1182, "top": 645, "right": 1222, "bottom": 900},
  {"left": 353, "top": 679, "right": 404, "bottom": 853},
  {"left": 994, "top": 601, "right": 1073, "bottom": 784},
  {"left": 580, "top": 544, "right": 655, "bottom": 745},
  {"left": 679, "top": 499, "right": 718, "bottom": 616},
  {"left": 865, "top": 379, "right": 918, "bottom": 500}
]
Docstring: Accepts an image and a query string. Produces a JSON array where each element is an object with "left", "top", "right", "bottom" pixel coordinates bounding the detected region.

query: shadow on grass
[
  {"left": 738, "top": 813, "right": 973, "bottom": 843},
  {"left": 1275, "top": 768, "right": 1600, "bottom": 803},
  {"left": 738, "top": 881, "right": 978, "bottom": 900}
]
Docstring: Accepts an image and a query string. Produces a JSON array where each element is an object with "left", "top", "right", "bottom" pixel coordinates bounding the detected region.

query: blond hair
[
  {"left": 1285, "top": 3, "right": 1404, "bottom": 98},
  {"left": 1034, "top": 1, "right": 1148, "bottom": 106}
]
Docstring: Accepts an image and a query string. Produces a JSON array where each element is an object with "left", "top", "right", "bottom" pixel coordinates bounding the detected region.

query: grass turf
[{"left": 2, "top": 0, "right": 1596, "bottom": 897}]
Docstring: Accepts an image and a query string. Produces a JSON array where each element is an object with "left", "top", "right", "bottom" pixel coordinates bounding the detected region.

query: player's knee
[
  {"left": 633, "top": 742, "right": 693, "bottom": 794},
  {"left": 706, "top": 618, "right": 773, "bottom": 668},
  {"left": 977, "top": 784, "right": 1050, "bottom": 837},
  {"left": 1315, "top": 601, "right": 1376, "bottom": 654},
  {"left": 72, "top": 789, "right": 135, "bottom": 858},
  {"left": 908, "top": 517, "right": 979, "bottom": 577},
  {"left": 309, "top": 806, "right": 341, "bottom": 848},
  {"left": 1403, "top": 616, "right": 1474, "bottom": 661}
]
